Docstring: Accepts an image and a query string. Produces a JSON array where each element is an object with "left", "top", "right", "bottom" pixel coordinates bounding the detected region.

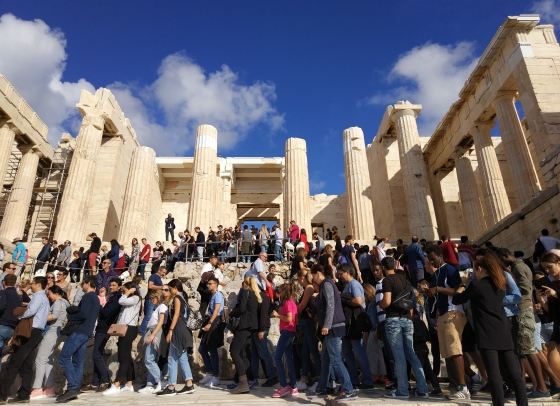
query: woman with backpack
[{"left": 157, "top": 279, "right": 195, "bottom": 396}]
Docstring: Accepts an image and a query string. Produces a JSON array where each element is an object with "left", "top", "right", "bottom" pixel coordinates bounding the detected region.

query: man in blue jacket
[
  {"left": 34, "top": 237, "right": 51, "bottom": 275},
  {"left": 405, "top": 236, "right": 425, "bottom": 286}
]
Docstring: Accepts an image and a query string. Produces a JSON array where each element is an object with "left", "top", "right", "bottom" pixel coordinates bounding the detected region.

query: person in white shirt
[{"left": 273, "top": 225, "right": 283, "bottom": 262}]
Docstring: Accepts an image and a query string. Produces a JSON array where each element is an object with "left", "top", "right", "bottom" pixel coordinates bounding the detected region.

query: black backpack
[{"left": 393, "top": 284, "right": 415, "bottom": 312}]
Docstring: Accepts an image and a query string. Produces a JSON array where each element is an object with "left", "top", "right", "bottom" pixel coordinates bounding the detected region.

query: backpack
[{"left": 393, "top": 285, "right": 415, "bottom": 312}]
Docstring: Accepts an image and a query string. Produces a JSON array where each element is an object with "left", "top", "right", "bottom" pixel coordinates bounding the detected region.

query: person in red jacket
[
  {"left": 138, "top": 238, "right": 151, "bottom": 279},
  {"left": 440, "top": 235, "right": 459, "bottom": 269}
]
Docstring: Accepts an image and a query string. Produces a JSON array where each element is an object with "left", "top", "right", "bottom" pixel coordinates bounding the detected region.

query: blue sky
[{"left": 0, "top": 0, "right": 556, "bottom": 195}]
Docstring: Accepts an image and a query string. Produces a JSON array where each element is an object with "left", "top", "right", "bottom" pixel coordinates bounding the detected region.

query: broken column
[
  {"left": 187, "top": 124, "right": 218, "bottom": 232},
  {"left": 283, "top": 138, "right": 311, "bottom": 234},
  {"left": 343, "top": 127, "right": 375, "bottom": 241}
]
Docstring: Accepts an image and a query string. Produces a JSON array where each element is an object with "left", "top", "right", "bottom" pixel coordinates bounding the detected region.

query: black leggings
[
  {"left": 416, "top": 347, "right": 440, "bottom": 389},
  {"left": 117, "top": 326, "right": 138, "bottom": 385},
  {"left": 230, "top": 329, "right": 252, "bottom": 376},
  {"left": 480, "top": 349, "right": 527, "bottom": 406}
]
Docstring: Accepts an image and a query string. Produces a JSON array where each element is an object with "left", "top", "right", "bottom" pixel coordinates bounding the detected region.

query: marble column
[
  {"left": 455, "top": 154, "right": 487, "bottom": 239},
  {"left": 391, "top": 102, "right": 438, "bottom": 239},
  {"left": 0, "top": 146, "right": 40, "bottom": 240},
  {"left": 343, "top": 127, "right": 375, "bottom": 241},
  {"left": 471, "top": 121, "right": 511, "bottom": 225},
  {"left": 428, "top": 170, "right": 450, "bottom": 238},
  {"left": 54, "top": 114, "right": 104, "bottom": 243},
  {"left": 221, "top": 175, "right": 235, "bottom": 226},
  {"left": 493, "top": 91, "right": 541, "bottom": 202},
  {"left": 118, "top": 146, "right": 157, "bottom": 243},
  {"left": 187, "top": 124, "right": 218, "bottom": 232},
  {"left": 283, "top": 137, "right": 311, "bottom": 234},
  {"left": 0, "top": 124, "right": 16, "bottom": 185}
]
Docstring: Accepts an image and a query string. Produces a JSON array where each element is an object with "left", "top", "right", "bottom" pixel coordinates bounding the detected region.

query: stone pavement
[{"left": 26, "top": 385, "right": 560, "bottom": 406}]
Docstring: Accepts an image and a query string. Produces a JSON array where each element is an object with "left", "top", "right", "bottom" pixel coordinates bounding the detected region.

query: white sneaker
[
  {"left": 208, "top": 376, "right": 220, "bottom": 388},
  {"left": 103, "top": 385, "right": 122, "bottom": 396},
  {"left": 121, "top": 384, "right": 135, "bottom": 393},
  {"left": 139, "top": 386, "right": 156, "bottom": 394},
  {"left": 200, "top": 374, "right": 213, "bottom": 385},
  {"left": 153, "top": 383, "right": 162, "bottom": 393},
  {"left": 296, "top": 379, "right": 307, "bottom": 391}
]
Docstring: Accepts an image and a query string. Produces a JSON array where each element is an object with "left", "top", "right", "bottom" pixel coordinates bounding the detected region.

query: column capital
[
  {"left": 390, "top": 100, "right": 422, "bottom": 121},
  {"left": 0, "top": 121, "right": 18, "bottom": 133},
  {"left": 493, "top": 90, "right": 518, "bottom": 104},
  {"left": 473, "top": 120, "right": 494, "bottom": 135},
  {"left": 19, "top": 144, "right": 42, "bottom": 157}
]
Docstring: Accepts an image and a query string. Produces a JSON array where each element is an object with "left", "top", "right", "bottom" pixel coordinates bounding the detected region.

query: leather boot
[{"left": 230, "top": 375, "right": 250, "bottom": 394}]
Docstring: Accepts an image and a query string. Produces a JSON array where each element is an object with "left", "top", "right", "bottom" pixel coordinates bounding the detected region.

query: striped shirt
[{"left": 375, "top": 278, "right": 386, "bottom": 324}]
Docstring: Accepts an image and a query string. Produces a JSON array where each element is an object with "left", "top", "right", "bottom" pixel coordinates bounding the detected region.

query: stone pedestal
[
  {"left": 472, "top": 122, "right": 512, "bottom": 225},
  {"left": 0, "top": 147, "right": 40, "bottom": 240},
  {"left": 54, "top": 114, "right": 104, "bottom": 243},
  {"left": 455, "top": 155, "right": 487, "bottom": 239},
  {"left": 118, "top": 147, "right": 157, "bottom": 243},
  {"left": 343, "top": 127, "right": 375, "bottom": 240},
  {"left": 391, "top": 102, "right": 438, "bottom": 239},
  {"left": 493, "top": 91, "right": 540, "bottom": 202},
  {"left": 0, "top": 124, "right": 16, "bottom": 184},
  {"left": 283, "top": 138, "right": 311, "bottom": 234},
  {"left": 187, "top": 124, "right": 218, "bottom": 232}
]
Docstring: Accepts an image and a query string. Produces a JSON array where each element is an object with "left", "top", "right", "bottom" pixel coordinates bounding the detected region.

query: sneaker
[
  {"left": 336, "top": 390, "right": 359, "bottom": 401},
  {"left": 156, "top": 386, "right": 176, "bottom": 397},
  {"left": 447, "top": 385, "right": 470, "bottom": 400},
  {"left": 102, "top": 386, "right": 121, "bottom": 396},
  {"left": 42, "top": 388, "right": 56, "bottom": 399},
  {"left": 415, "top": 391, "right": 429, "bottom": 399},
  {"left": 121, "top": 384, "right": 134, "bottom": 393},
  {"left": 199, "top": 374, "right": 213, "bottom": 385},
  {"left": 272, "top": 386, "right": 292, "bottom": 398},
  {"left": 208, "top": 377, "right": 220, "bottom": 389},
  {"left": 177, "top": 385, "right": 195, "bottom": 395},
  {"left": 54, "top": 389, "right": 79, "bottom": 404},
  {"left": 29, "top": 390, "right": 44, "bottom": 400},
  {"left": 138, "top": 386, "right": 157, "bottom": 395},
  {"left": 528, "top": 390, "right": 550, "bottom": 399},
  {"left": 296, "top": 379, "right": 307, "bottom": 391},
  {"left": 430, "top": 388, "right": 443, "bottom": 397},
  {"left": 262, "top": 377, "right": 278, "bottom": 387},
  {"left": 385, "top": 390, "right": 409, "bottom": 399},
  {"left": 291, "top": 387, "right": 299, "bottom": 396}
]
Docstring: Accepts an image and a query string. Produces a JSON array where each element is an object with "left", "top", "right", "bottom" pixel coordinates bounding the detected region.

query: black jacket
[
  {"left": 0, "top": 287, "right": 22, "bottom": 327},
  {"left": 37, "top": 244, "right": 52, "bottom": 262},
  {"left": 196, "top": 232, "right": 206, "bottom": 247},
  {"left": 96, "top": 292, "right": 122, "bottom": 334},
  {"left": 232, "top": 288, "right": 258, "bottom": 331},
  {"left": 257, "top": 291, "right": 271, "bottom": 332}
]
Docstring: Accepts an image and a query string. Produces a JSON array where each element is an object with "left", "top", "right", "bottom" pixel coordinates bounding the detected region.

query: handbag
[
  {"left": 107, "top": 323, "right": 128, "bottom": 337},
  {"left": 186, "top": 308, "right": 203, "bottom": 331}
]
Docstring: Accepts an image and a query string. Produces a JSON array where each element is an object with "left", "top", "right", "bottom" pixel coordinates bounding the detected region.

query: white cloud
[
  {"left": 0, "top": 14, "right": 284, "bottom": 154},
  {"left": 310, "top": 179, "right": 326, "bottom": 194},
  {"left": 0, "top": 14, "right": 95, "bottom": 144},
  {"left": 533, "top": 0, "right": 560, "bottom": 25},
  {"left": 366, "top": 42, "right": 478, "bottom": 135}
]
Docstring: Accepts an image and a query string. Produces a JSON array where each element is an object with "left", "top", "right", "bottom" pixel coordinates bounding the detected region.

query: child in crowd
[{"left": 271, "top": 283, "right": 298, "bottom": 398}]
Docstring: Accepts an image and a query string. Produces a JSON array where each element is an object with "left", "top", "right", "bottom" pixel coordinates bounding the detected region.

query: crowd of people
[{"left": 0, "top": 221, "right": 559, "bottom": 405}]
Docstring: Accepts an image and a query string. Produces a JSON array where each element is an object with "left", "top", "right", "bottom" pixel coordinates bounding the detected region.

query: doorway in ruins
[{"left": 236, "top": 204, "right": 280, "bottom": 227}]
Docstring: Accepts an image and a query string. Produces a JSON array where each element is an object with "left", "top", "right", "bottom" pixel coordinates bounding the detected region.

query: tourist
[
  {"left": 138, "top": 238, "right": 151, "bottom": 279},
  {"left": 0, "top": 273, "right": 22, "bottom": 349},
  {"left": 85, "top": 232, "right": 101, "bottom": 275},
  {"left": 405, "top": 235, "right": 425, "bottom": 286},
  {"left": 96, "top": 259, "right": 117, "bottom": 292},
  {"left": 271, "top": 283, "right": 298, "bottom": 398},
  {"left": 59, "top": 240, "right": 73, "bottom": 269},
  {"left": 273, "top": 224, "right": 283, "bottom": 262},
  {"left": 533, "top": 229, "right": 560, "bottom": 261},
  {"left": 198, "top": 255, "right": 218, "bottom": 315},
  {"left": 440, "top": 235, "right": 459, "bottom": 270},
  {"left": 380, "top": 256, "right": 429, "bottom": 399},
  {"left": 139, "top": 288, "right": 170, "bottom": 394},
  {"left": 296, "top": 268, "right": 320, "bottom": 389},
  {"left": 425, "top": 245, "right": 469, "bottom": 400},
  {"left": 290, "top": 247, "right": 307, "bottom": 278},
  {"left": 34, "top": 237, "right": 51, "bottom": 275},
  {"left": 288, "top": 220, "right": 300, "bottom": 244},
  {"left": 308, "top": 264, "right": 356, "bottom": 401},
  {"left": 198, "top": 277, "right": 225, "bottom": 388},
  {"left": 194, "top": 227, "right": 206, "bottom": 261},
  {"left": 240, "top": 225, "right": 253, "bottom": 263},
  {"left": 340, "top": 264, "right": 373, "bottom": 389},
  {"left": 30, "top": 285, "right": 69, "bottom": 399},
  {"left": 0, "top": 276, "right": 49, "bottom": 403},
  {"left": 453, "top": 254, "right": 528, "bottom": 406},
  {"left": 299, "top": 228, "right": 309, "bottom": 253},
  {"left": 57, "top": 276, "right": 101, "bottom": 403},
  {"left": 88, "top": 277, "right": 121, "bottom": 392},
  {"left": 258, "top": 224, "right": 269, "bottom": 254},
  {"left": 318, "top": 244, "right": 335, "bottom": 279},
  {"left": 229, "top": 275, "right": 259, "bottom": 394},
  {"left": 11, "top": 237, "right": 27, "bottom": 275},
  {"left": 69, "top": 251, "right": 82, "bottom": 283},
  {"left": 538, "top": 252, "right": 560, "bottom": 380},
  {"left": 157, "top": 279, "right": 195, "bottom": 396},
  {"left": 411, "top": 308, "right": 441, "bottom": 395},
  {"left": 363, "top": 283, "right": 387, "bottom": 385},
  {"left": 140, "top": 266, "right": 167, "bottom": 336},
  {"left": 103, "top": 282, "right": 142, "bottom": 395},
  {"left": 457, "top": 236, "right": 475, "bottom": 271},
  {"left": 245, "top": 251, "right": 268, "bottom": 291},
  {"left": 0, "top": 262, "right": 16, "bottom": 291},
  {"left": 0, "top": 244, "right": 4, "bottom": 266},
  {"left": 339, "top": 235, "right": 361, "bottom": 281},
  {"left": 165, "top": 213, "right": 176, "bottom": 242},
  {"left": 56, "top": 269, "right": 71, "bottom": 297}
]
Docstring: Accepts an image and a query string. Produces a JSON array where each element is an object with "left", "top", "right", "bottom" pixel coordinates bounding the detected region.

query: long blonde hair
[
  {"left": 244, "top": 275, "right": 262, "bottom": 304},
  {"left": 259, "top": 224, "right": 269, "bottom": 238}
]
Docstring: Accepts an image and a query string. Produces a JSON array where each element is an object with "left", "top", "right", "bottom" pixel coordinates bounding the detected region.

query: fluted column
[
  {"left": 493, "top": 91, "right": 540, "bottom": 202},
  {"left": 118, "top": 147, "right": 157, "bottom": 243},
  {"left": 0, "top": 146, "right": 40, "bottom": 240},
  {"left": 428, "top": 170, "right": 450, "bottom": 237},
  {"left": 0, "top": 124, "right": 16, "bottom": 185},
  {"left": 455, "top": 155, "right": 487, "bottom": 238},
  {"left": 367, "top": 138, "right": 395, "bottom": 238},
  {"left": 343, "top": 127, "right": 375, "bottom": 240},
  {"left": 472, "top": 121, "right": 511, "bottom": 225},
  {"left": 54, "top": 114, "right": 104, "bottom": 243},
  {"left": 187, "top": 124, "right": 218, "bottom": 232},
  {"left": 391, "top": 102, "right": 438, "bottom": 239},
  {"left": 284, "top": 138, "right": 311, "bottom": 234}
]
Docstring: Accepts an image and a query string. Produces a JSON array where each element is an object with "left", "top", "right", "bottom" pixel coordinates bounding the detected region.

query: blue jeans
[
  {"left": 168, "top": 344, "right": 193, "bottom": 385},
  {"left": 300, "top": 318, "right": 321, "bottom": 378},
  {"left": 317, "top": 334, "right": 353, "bottom": 393},
  {"left": 138, "top": 260, "right": 148, "bottom": 279},
  {"left": 251, "top": 330, "right": 277, "bottom": 379},
  {"left": 274, "top": 245, "right": 282, "bottom": 261},
  {"left": 342, "top": 337, "right": 373, "bottom": 385},
  {"left": 145, "top": 341, "right": 162, "bottom": 385},
  {"left": 385, "top": 317, "right": 428, "bottom": 396},
  {"left": 140, "top": 298, "right": 154, "bottom": 336},
  {"left": 0, "top": 325, "right": 14, "bottom": 349},
  {"left": 199, "top": 336, "right": 219, "bottom": 376},
  {"left": 274, "top": 331, "right": 296, "bottom": 387},
  {"left": 59, "top": 332, "right": 89, "bottom": 391}
]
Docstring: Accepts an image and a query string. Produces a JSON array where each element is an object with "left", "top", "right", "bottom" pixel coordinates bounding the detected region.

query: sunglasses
[
  {"left": 162, "top": 288, "right": 170, "bottom": 292},
  {"left": 47, "top": 276, "right": 54, "bottom": 279},
  {"left": 9, "top": 267, "right": 16, "bottom": 270}
]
